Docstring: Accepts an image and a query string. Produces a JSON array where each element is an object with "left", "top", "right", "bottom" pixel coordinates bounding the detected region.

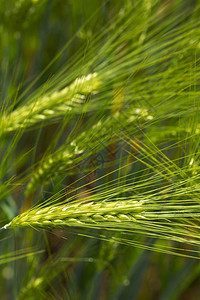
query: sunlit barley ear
[
  {"left": 4, "top": 166, "right": 200, "bottom": 258},
  {"left": 3, "top": 198, "right": 144, "bottom": 230},
  {"left": 1, "top": 73, "right": 101, "bottom": 134}
]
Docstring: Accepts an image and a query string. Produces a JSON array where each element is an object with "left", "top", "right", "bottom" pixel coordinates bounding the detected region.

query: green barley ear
[
  {"left": 1, "top": 73, "right": 101, "bottom": 134},
  {"left": 4, "top": 166, "right": 200, "bottom": 258},
  {"left": 25, "top": 107, "right": 153, "bottom": 195},
  {"left": 3, "top": 201, "right": 142, "bottom": 230},
  {"left": 2, "top": 190, "right": 144, "bottom": 231}
]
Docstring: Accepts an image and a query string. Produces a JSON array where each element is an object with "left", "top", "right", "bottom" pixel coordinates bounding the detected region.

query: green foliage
[{"left": 1, "top": 0, "right": 200, "bottom": 299}]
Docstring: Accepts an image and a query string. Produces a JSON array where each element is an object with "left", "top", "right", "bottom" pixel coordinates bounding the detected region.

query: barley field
[{"left": 1, "top": 1, "right": 200, "bottom": 299}]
